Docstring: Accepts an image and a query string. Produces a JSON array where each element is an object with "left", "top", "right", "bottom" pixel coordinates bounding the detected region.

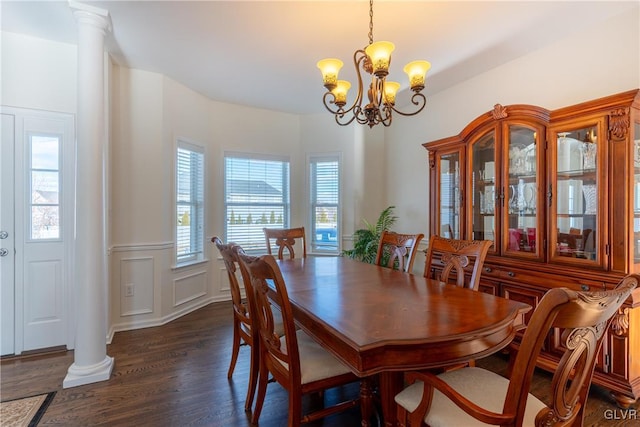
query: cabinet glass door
[
  {"left": 470, "top": 130, "right": 496, "bottom": 250},
  {"left": 550, "top": 123, "right": 602, "bottom": 266},
  {"left": 634, "top": 122, "right": 640, "bottom": 266},
  {"left": 437, "top": 151, "right": 461, "bottom": 239},
  {"left": 504, "top": 124, "right": 542, "bottom": 259}
]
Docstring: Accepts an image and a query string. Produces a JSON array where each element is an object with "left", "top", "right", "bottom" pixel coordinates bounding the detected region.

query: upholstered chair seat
[
  {"left": 277, "top": 329, "right": 354, "bottom": 384},
  {"left": 395, "top": 367, "right": 546, "bottom": 427}
]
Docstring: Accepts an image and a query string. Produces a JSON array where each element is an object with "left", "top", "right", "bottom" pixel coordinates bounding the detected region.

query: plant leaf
[{"left": 341, "top": 206, "right": 397, "bottom": 264}]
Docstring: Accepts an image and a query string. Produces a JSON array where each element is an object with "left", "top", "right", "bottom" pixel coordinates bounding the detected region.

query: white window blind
[
  {"left": 310, "top": 156, "right": 340, "bottom": 253},
  {"left": 176, "top": 142, "right": 204, "bottom": 264},
  {"left": 224, "top": 153, "right": 290, "bottom": 251}
]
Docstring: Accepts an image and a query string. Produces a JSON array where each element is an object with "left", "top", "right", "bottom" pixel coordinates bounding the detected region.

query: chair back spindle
[
  {"left": 424, "top": 235, "right": 491, "bottom": 290},
  {"left": 263, "top": 227, "right": 307, "bottom": 260},
  {"left": 375, "top": 231, "right": 424, "bottom": 273}
]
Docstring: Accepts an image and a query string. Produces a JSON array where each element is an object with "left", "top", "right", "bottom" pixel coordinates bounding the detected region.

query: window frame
[
  {"left": 308, "top": 153, "right": 342, "bottom": 254},
  {"left": 27, "top": 132, "right": 63, "bottom": 242},
  {"left": 223, "top": 151, "right": 291, "bottom": 253},
  {"left": 175, "top": 139, "right": 206, "bottom": 267}
]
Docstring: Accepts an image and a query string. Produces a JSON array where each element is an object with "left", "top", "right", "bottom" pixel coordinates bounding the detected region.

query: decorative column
[{"left": 64, "top": 1, "right": 113, "bottom": 388}]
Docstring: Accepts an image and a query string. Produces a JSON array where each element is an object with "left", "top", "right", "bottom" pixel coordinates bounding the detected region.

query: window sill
[
  {"left": 172, "top": 258, "right": 209, "bottom": 272},
  {"left": 308, "top": 252, "right": 340, "bottom": 257}
]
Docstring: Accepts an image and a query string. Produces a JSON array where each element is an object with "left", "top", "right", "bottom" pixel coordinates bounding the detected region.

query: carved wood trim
[
  {"left": 429, "top": 151, "right": 436, "bottom": 169},
  {"left": 445, "top": 239, "right": 486, "bottom": 252},
  {"left": 610, "top": 307, "right": 630, "bottom": 337},
  {"left": 609, "top": 108, "right": 630, "bottom": 141},
  {"left": 492, "top": 104, "right": 508, "bottom": 120}
]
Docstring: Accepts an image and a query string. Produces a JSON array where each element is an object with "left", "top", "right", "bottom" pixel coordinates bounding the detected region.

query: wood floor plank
[{"left": 1, "top": 301, "right": 637, "bottom": 426}]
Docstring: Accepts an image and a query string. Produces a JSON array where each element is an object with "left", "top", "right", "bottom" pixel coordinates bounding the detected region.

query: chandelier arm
[
  {"left": 387, "top": 92, "right": 427, "bottom": 117},
  {"left": 321, "top": 92, "right": 344, "bottom": 115},
  {"left": 334, "top": 110, "right": 358, "bottom": 126},
  {"left": 354, "top": 106, "right": 370, "bottom": 126},
  {"left": 343, "top": 49, "right": 368, "bottom": 115},
  {"left": 373, "top": 77, "right": 383, "bottom": 109},
  {"left": 380, "top": 105, "right": 393, "bottom": 127},
  {"left": 323, "top": 49, "right": 368, "bottom": 119}
]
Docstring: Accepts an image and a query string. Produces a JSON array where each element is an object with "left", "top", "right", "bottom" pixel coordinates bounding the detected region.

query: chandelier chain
[{"left": 368, "top": 0, "right": 374, "bottom": 45}]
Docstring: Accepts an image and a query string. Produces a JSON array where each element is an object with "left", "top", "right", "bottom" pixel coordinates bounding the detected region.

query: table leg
[
  {"left": 359, "top": 377, "right": 373, "bottom": 427},
  {"left": 379, "top": 371, "right": 404, "bottom": 427}
]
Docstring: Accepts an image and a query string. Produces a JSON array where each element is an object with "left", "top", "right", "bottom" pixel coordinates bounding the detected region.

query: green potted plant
[{"left": 342, "top": 206, "right": 397, "bottom": 264}]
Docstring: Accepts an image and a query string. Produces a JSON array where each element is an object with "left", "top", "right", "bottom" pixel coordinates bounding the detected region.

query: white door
[
  {"left": 1, "top": 107, "right": 75, "bottom": 355},
  {"left": 1, "top": 113, "right": 16, "bottom": 355}
]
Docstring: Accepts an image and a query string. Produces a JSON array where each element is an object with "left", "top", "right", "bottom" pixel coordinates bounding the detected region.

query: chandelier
[{"left": 317, "top": 0, "right": 431, "bottom": 128}]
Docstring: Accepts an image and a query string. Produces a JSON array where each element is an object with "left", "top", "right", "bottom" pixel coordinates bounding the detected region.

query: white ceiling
[{"left": 2, "top": 1, "right": 637, "bottom": 115}]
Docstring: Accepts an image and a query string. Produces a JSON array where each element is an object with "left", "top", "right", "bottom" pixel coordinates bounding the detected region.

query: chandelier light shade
[
  {"left": 317, "top": 0, "right": 430, "bottom": 127},
  {"left": 317, "top": 58, "right": 344, "bottom": 90},
  {"left": 333, "top": 80, "right": 351, "bottom": 106},
  {"left": 404, "top": 60, "right": 431, "bottom": 91},
  {"left": 364, "top": 41, "right": 394, "bottom": 77}
]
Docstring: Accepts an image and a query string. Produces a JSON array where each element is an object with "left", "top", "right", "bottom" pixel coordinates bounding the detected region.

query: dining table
[{"left": 275, "top": 255, "right": 532, "bottom": 427}]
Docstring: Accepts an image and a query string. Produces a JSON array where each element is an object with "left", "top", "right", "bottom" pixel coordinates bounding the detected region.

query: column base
[{"left": 63, "top": 355, "right": 114, "bottom": 388}]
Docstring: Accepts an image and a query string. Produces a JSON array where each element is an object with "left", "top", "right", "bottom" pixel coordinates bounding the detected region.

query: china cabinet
[{"left": 424, "top": 89, "right": 640, "bottom": 407}]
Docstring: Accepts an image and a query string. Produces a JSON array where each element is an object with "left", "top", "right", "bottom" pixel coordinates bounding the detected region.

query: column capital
[{"left": 69, "top": 0, "right": 111, "bottom": 34}]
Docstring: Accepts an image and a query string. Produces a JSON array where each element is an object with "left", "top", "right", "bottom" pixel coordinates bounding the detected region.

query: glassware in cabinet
[
  {"left": 437, "top": 151, "right": 461, "bottom": 239},
  {"left": 470, "top": 130, "right": 496, "bottom": 249},
  {"left": 549, "top": 122, "right": 603, "bottom": 266},
  {"left": 504, "top": 124, "right": 542, "bottom": 257}
]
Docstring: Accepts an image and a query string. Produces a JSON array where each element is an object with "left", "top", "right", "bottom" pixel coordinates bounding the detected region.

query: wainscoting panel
[
  {"left": 412, "top": 243, "right": 428, "bottom": 275},
  {"left": 23, "top": 259, "right": 65, "bottom": 351},
  {"left": 109, "top": 242, "right": 226, "bottom": 341},
  {"left": 174, "top": 271, "right": 207, "bottom": 307},
  {"left": 217, "top": 264, "right": 248, "bottom": 297},
  {"left": 218, "top": 267, "right": 231, "bottom": 294},
  {"left": 119, "top": 257, "right": 154, "bottom": 316}
]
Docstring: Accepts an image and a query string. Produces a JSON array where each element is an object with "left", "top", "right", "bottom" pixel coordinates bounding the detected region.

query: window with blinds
[
  {"left": 176, "top": 141, "right": 205, "bottom": 265},
  {"left": 224, "top": 153, "right": 290, "bottom": 251},
  {"left": 310, "top": 155, "right": 340, "bottom": 253}
]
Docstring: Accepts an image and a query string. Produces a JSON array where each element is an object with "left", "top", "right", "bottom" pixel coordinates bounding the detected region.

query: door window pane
[
  {"left": 31, "top": 136, "right": 59, "bottom": 169},
  {"left": 29, "top": 134, "right": 60, "bottom": 240}
]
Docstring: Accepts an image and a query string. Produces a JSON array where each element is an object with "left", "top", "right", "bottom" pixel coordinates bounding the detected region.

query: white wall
[
  {"left": 108, "top": 65, "right": 308, "bottom": 333},
  {"left": 385, "top": 7, "right": 640, "bottom": 243},
  {"left": 110, "top": 67, "right": 165, "bottom": 245},
  {"left": 1, "top": 32, "right": 77, "bottom": 113}
]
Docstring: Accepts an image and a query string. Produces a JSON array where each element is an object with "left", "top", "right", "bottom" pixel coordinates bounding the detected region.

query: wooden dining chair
[
  {"left": 263, "top": 226, "right": 307, "bottom": 259},
  {"left": 394, "top": 274, "right": 638, "bottom": 427},
  {"left": 423, "top": 235, "right": 492, "bottom": 290},
  {"left": 211, "top": 236, "right": 284, "bottom": 412},
  {"left": 236, "top": 249, "right": 360, "bottom": 427},
  {"left": 375, "top": 231, "right": 424, "bottom": 273}
]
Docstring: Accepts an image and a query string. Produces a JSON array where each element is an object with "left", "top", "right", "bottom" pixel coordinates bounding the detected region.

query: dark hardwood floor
[{"left": 1, "top": 301, "right": 637, "bottom": 426}]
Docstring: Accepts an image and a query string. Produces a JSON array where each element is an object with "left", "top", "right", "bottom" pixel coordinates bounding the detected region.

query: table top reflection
[{"left": 276, "top": 256, "right": 530, "bottom": 375}]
